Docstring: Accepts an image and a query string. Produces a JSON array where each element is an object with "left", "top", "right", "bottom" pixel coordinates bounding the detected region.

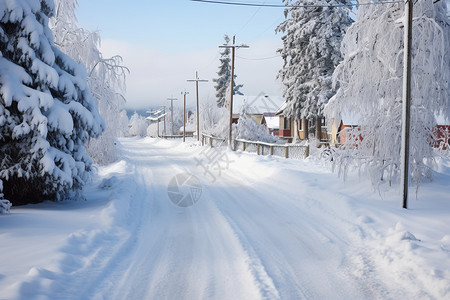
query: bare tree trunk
[
  {"left": 315, "top": 116, "right": 322, "bottom": 147},
  {"left": 302, "top": 118, "right": 309, "bottom": 141},
  {"left": 293, "top": 119, "right": 300, "bottom": 143}
]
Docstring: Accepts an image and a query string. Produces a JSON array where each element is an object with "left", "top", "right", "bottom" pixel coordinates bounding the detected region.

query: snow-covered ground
[{"left": 1, "top": 137, "right": 449, "bottom": 300}]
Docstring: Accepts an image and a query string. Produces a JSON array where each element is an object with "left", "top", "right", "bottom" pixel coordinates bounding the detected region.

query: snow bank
[{"left": 0, "top": 158, "right": 139, "bottom": 299}]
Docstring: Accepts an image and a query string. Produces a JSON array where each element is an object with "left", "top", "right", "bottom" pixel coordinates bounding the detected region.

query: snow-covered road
[
  {"left": 1, "top": 137, "right": 449, "bottom": 299},
  {"left": 100, "top": 138, "right": 367, "bottom": 300}
]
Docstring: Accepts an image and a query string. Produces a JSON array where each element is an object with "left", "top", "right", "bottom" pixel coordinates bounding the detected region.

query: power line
[
  {"left": 190, "top": 0, "right": 404, "bottom": 8},
  {"left": 236, "top": 1, "right": 264, "bottom": 35},
  {"left": 237, "top": 54, "right": 281, "bottom": 60}
]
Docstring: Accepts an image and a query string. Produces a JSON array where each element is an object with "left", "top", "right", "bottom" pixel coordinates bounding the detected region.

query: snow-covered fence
[
  {"left": 234, "top": 139, "right": 309, "bottom": 160},
  {"left": 201, "top": 134, "right": 227, "bottom": 148},
  {"left": 201, "top": 134, "right": 310, "bottom": 159},
  {"left": 161, "top": 133, "right": 194, "bottom": 139}
]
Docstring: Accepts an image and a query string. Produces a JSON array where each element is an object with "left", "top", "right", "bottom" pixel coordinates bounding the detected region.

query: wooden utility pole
[
  {"left": 187, "top": 72, "right": 208, "bottom": 141},
  {"left": 182, "top": 91, "right": 189, "bottom": 142},
  {"left": 167, "top": 97, "right": 178, "bottom": 136},
  {"left": 163, "top": 106, "right": 166, "bottom": 136},
  {"left": 157, "top": 118, "right": 160, "bottom": 137},
  {"left": 401, "top": 0, "right": 413, "bottom": 209},
  {"left": 219, "top": 36, "right": 249, "bottom": 146}
]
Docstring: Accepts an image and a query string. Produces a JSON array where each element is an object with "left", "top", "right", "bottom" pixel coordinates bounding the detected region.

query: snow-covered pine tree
[
  {"left": 213, "top": 34, "right": 243, "bottom": 108},
  {"left": 0, "top": 0, "right": 104, "bottom": 205},
  {"left": 50, "top": 0, "right": 129, "bottom": 165},
  {"left": 276, "top": 0, "right": 352, "bottom": 141},
  {"left": 327, "top": 0, "right": 450, "bottom": 187}
]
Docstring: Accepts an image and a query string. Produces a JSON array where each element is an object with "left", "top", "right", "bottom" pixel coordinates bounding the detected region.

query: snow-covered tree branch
[
  {"left": 326, "top": 0, "right": 450, "bottom": 188},
  {"left": 276, "top": 0, "right": 352, "bottom": 141},
  {"left": 50, "top": 0, "right": 130, "bottom": 165},
  {"left": 0, "top": 0, "right": 104, "bottom": 205}
]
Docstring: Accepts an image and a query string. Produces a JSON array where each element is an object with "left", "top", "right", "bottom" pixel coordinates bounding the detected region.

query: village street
[{"left": 2, "top": 137, "right": 449, "bottom": 300}]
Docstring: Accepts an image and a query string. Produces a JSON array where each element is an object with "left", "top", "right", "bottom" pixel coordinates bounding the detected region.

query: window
[{"left": 284, "top": 117, "right": 290, "bottom": 130}]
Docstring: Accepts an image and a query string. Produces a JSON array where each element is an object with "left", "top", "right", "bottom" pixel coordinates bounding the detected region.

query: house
[
  {"left": 328, "top": 115, "right": 360, "bottom": 146},
  {"left": 264, "top": 113, "right": 279, "bottom": 136},
  {"left": 275, "top": 101, "right": 328, "bottom": 143},
  {"left": 329, "top": 114, "right": 450, "bottom": 150},
  {"left": 231, "top": 92, "right": 284, "bottom": 130}
]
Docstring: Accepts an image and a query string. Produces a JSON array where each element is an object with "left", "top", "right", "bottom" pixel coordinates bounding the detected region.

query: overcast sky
[{"left": 76, "top": 0, "right": 286, "bottom": 110}]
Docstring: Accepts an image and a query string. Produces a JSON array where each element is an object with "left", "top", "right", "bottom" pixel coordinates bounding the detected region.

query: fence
[
  {"left": 201, "top": 134, "right": 227, "bottom": 148},
  {"left": 161, "top": 132, "right": 194, "bottom": 139},
  {"left": 200, "top": 134, "right": 309, "bottom": 160},
  {"left": 234, "top": 139, "right": 309, "bottom": 160}
]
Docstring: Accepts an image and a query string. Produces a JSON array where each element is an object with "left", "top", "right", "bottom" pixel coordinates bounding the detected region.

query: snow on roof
[
  {"left": 275, "top": 101, "right": 287, "bottom": 115},
  {"left": 146, "top": 112, "right": 167, "bottom": 121},
  {"left": 232, "top": 92, "right": 285, "bottom": 115},
  {"left": 436, "top": 114, "right": 450, "bottom": 125},
  {"left": 178, "top": 122, "right": 196, "bottom": 133},
  {"left": 265, "top": 116, "right": 279, "bottom": 130},
  {"left": 340, "top": 113, "right": 360, "bottom": 126}
]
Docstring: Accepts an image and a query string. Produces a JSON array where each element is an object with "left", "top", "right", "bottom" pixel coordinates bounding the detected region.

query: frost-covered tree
[
  {"left": 235, "top": 108, "right": 278, "bottom": 143},
  {"left": 200, "top": 98, "right": 229, "bottom": 137},
  {"left": 128, "top": 113, "right": 148, "bottom": 137},
  {"left": 50, "top": 0, "right": 129, "bottom": 165},
  {"left": 213, "top": 34, "right": 243, "bottom": 108},
  {"left": 327, "top": 0, "right": 450, "bottom": 187},
  {"left": 276, "top": 0, "right": 352, "bottom": 139},
  {"left": 0, "top": 0, "right": 104, "bottom": 205}
]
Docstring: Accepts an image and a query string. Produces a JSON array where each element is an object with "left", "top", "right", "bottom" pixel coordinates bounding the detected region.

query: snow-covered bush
[
  {"left": 0, "top": 180, "right": 11, "bottom": 214},
  {"left": 129, "top": 113, "right": 148, "bottom": 137},
  {"left": 235, "top": 114, "right": 278, "bottom": 143},
  {"left": 0, "top": 0, "right": 104, "bottom": 205},
  {"left": 200, "top": 98, "right": 229, "bottom": 137},
  {"left": 50, "top": 0, "right": 129, "bottom": 165},
  {"left": 147, "top": 122, "right": 158, "bottom": 137},
  {"left": 167, "top": 107, "right": 184, "bottom": 136},
  {"left": 327, "top": 0, "right": 450, "bottom": 187}
]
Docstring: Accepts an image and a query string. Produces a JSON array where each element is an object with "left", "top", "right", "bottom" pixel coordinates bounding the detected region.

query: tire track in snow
[
  {"left": 205, "top": 153, "right": 375, "bottom": 299},
  {"left": 91, "top": 138, "right": 263, "bottom": 299}
]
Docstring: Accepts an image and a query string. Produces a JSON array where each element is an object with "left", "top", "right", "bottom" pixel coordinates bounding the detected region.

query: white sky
[{"left": 76, "top": 0, "right": 287, "bottom": 110}]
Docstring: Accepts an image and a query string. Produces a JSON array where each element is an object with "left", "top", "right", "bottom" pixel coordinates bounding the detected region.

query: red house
[{"left": 433, "top": 125, "right": 450, "bottom": 150}]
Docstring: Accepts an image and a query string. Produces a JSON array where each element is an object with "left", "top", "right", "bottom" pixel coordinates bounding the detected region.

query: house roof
[
  {"left": 232, "top": 92, "right": 285, "bottom": 115},
  {"left": 436, "top": 114, "right": 450, "bottom": 125},
  {"left": 340, "top": 113, "right": 360, "bottom": 126},
  {"left": 275, "top": 101, "right": 287, "bottom": 115},
  {"left": 265, "top": 116, "right": 279, "bottom": 130},
  {"left": 178, "top": 122, "right": 196, "bottom": 133}
]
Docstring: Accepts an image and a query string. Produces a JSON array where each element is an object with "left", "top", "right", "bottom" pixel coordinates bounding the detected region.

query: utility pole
[
  {"left": 167, "top": 97, "right": 178, "bottom": 136},
  {"left": 401, "top": 0, "right": 413, "bottom": 209},
  {"left": 181, "top": 91, "right": 189, "bottom": 142},
  {"left": 187, "top": 72, "right": 208, "bottom": 141},
  {"left": 163, "top": 106, "right": 166, "bottom": 136},
  {"left": 157, "top": 117, "right": 160, "bottom": 137},
  {"left": 219, "top": 35, "right": 249, "bottom": 147}
]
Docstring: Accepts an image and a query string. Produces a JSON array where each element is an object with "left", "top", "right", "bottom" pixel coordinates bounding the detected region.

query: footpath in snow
[{"left": 0, "top": 137, "right": 449, "bottom": 300}]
